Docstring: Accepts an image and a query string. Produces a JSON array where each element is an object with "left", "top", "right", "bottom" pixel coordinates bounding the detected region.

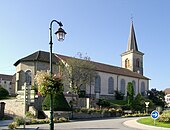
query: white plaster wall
[{"left": 85, "top": 71, "right": 149, "bottom": 97}]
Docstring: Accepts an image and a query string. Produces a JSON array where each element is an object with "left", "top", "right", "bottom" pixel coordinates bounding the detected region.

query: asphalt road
[{"left": 0, "top": 117, "right": 139, "bottom": 130}]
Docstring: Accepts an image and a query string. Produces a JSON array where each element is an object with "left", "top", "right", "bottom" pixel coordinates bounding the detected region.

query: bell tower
[{"left": 121, "top": 22, "right": 144, "bottom": 75}]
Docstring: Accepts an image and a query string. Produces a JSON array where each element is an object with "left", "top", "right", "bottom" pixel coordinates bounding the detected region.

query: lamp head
[{"left": 55, "top": 27, "right": 67, "bottom": 42}]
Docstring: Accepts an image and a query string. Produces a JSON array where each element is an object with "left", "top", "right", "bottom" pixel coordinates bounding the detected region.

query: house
[
  {"left": 0, "top": 74, "right": 15, "bottom": 95},
  {"left": 164, "top": 88, "right": 170, "bottom": 107},
  {"left": 14, "top": 22, "right": 149, "bottom": 100}
]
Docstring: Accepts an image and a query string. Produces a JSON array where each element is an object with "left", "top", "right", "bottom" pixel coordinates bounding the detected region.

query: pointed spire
[{"left": 127, "top": 22, "right": 138, "bottom": 51}]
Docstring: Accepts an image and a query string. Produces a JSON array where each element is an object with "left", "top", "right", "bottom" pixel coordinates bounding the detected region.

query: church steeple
[
  {"left": 121, "top": 21, "right": 144, "bottom": 75},
  {"left": 127, "top": 22, "right": 138, "bottom": 51}
]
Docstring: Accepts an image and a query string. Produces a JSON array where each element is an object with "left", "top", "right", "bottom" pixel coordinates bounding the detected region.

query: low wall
[
  {"left": 72, "top": 112, "right": 121, "bottom": 119},
  {"left": 43, "top": 110, "right": 121, "bottom": 119},
  {"left": 0, "top": 99, "right": 24, "bottom": 117}
]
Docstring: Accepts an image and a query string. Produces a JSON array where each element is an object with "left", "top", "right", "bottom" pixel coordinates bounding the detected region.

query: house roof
[
  {"left": 164, "top": 88, "right": 170, "bottom": 94},
  {"left": 14, "top": 50, "right": 149, "bottom": 80},
  {"left": 0, "top": 74, "right": 13, "bottom": 81}
]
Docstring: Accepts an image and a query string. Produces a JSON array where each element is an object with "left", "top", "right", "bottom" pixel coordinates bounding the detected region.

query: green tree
[
  {"left": 127, "top": 82, "right": 134, "bottom": 106},
  {"left": 131, "top": 93, "right": 154, "bottom": 112},
  {"left": 147, "top": 88, "right": 166, "bottom": 108},
  {"left": 131, "top": 93, "right": 144, "bottom": 112},
  {"left": 0, "top": 85, "right": 9, "bottom": 99}
]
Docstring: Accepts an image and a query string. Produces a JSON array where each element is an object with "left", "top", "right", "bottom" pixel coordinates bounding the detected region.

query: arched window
[
  {"left": 108, "top": 77, "right": 114, "bottom": 94},
  {"left": 120, "top": 79, "right": 125, "bottom": 94},
  {"left": 94, "top": 75, "right": 101, "bottom": 93},
  {"left": 141, "top": 82, "right": 145, "bottom": 96},
  {"left": 125, "top": 59, "right": 129, "bottom": 68},
  {"left": 132, "top": 80, "right": 136, "bottom": 95},
  {"left": 25, "top": 70, "right": 32, "bottom": 85},
  {"left": 136, "top": 58, "right": 140, "bottom": 67}
]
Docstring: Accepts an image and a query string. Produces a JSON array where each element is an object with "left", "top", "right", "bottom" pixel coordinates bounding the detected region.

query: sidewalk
[{"left": 123, "top": 118, "right": 170, "bottom": 130}]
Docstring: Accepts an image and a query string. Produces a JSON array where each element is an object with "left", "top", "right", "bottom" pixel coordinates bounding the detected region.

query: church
[{"left": 14, "top": 22, "right": 149, "bottom": 100}]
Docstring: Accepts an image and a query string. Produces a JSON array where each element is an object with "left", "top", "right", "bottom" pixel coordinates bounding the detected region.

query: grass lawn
[{"left": 137, "top": 117, "right": 170, "bottom": 128}]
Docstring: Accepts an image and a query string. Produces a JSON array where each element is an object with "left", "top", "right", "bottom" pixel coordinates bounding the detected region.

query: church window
[
  {"left": 141, "top": 82, "right": 145, "bottom": 96},
  {"left": 136, "top": 58, "right": 140, "bottom": 67},
  {"left": 25, "top": 70, "right": 32, "bottom": 85},
  {"left": 125, "top": 58, "right": 130, "bottom": 68},
  {"left": 120, "top": 79, "right": 125, "bottom": 94},
  {"left": 94, "top": 75, "right": 101, "bottom": 93},
  {"left": 132, "top": 80, "right": 136, "bottom": 95},
  {"left": 108, "top": 77, "right": 114, "bottom": 94}
]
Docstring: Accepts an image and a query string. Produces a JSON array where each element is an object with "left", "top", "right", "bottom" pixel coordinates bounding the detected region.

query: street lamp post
[{"left": 49, "top": 20, "right": 66, "bottom": 130}]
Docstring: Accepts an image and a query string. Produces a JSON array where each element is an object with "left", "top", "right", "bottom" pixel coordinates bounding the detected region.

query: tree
[
  {"left": 131, "top": 93, "right": 144, "bottom": 112},
  {"left": 131, "top": 93, "right": 154, "bottom": 112},
  {"left": 127, "top": 82, "right": 134, "bottom": 106},
  {"left": 60, "top": 53, "right": 97, "bottom": 96},
  {"left": 147, "top": 88, "right": 166, "bottom": 108},
  {"left": 0, "top": 85, "right": 9, "bottom": 99}
]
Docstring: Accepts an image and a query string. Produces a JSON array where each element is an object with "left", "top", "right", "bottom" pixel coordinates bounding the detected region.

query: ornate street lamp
[{"left": 49, "top": 20, "right": 66, "bottom": 130}]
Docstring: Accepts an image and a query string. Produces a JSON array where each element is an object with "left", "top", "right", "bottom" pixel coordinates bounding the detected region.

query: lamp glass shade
[{"left": 55, "top": 27, "right": 66, "bottom": 42}]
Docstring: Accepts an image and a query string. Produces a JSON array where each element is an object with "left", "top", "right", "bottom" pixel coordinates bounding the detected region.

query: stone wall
[{"left": 1, "top": 99, "right": 24, "bottom": 117}]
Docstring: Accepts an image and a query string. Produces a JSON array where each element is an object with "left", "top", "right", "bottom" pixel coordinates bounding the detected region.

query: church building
[{"left": 14, "top": 22, "right": 149, "bottom": 100}]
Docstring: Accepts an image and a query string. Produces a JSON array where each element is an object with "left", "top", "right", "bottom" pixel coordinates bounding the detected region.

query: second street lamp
[{"left": 49, "top": 20, "right": 66, "bottom": 130}]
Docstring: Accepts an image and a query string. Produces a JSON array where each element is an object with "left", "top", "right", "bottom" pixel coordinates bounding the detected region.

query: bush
[
  {"left": 115, "top": 91, "right": 124, "bottom": 100},
  {"left": 0, "top": 86, "right": 9, "bottom": 99},
  {"left": 96, "top": 99, "right": 111, "bottom": 108},
  {"left": 158, "top": 110, "right": 170, "bottom": 122},
  {"left": 58, "top": 117, "right": 68, "bottom": 122},
  {"left": 8, "top": 122, "right": 18, "bottom": 129},
  {"left": 14, "top": 117, "right": 25, "bottom": 125},
  {"left": 42, "top": 93, "right": 71, "bottom": 111},
  {"left": 25, "top": 111, "right": 35, "bottom": 118}
]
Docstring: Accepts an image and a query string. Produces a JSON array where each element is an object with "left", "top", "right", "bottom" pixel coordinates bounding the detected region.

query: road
[{"left": 1, "top": 117, "right": 138, "bottom": 130}]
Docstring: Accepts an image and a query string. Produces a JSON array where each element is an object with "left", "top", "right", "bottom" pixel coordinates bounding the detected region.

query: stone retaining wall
[{"left": 0, "top": 99, "right": 24, "bottom": 117}]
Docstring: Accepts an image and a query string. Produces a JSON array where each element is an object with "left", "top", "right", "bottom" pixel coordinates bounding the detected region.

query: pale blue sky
[{"left": 0, "top": 0, "right": 170, "bottom": 90}]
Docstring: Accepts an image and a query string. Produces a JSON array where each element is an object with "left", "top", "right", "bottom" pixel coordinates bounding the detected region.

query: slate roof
[
  {"left": 14, "top": 51, "right": 59, "bottom": 66},
  {"left": 0, "top": 74, "right": 13, "bottom": 81},
  {"left": 14, "top": 50, "right": 149, "bottom": 80},
  {"left": 127, "top": 22, "right": 138, "bottom": 51}
]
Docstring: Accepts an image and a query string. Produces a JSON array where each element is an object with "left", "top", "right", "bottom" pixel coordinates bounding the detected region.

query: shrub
[
  {"left": 158, "top": 110, "right": 170, "bottom": 122},
  {"left": 8, "top": 122, "right": 18, "bottom": 129},
  {"left": 14, "top": 117, "right": 25, "bottom": 125},
  {"left": 115, "top": 91, "right": 124, "bottom": 100},
  {"left": 58, "top": 117, "right": 68, "bottom": 122},
  {"left": 42, "top": 93, "right": 71, "bottom": 111},
  {"left": 25, "top": 111, "right": 35, "bottom": 118},
  {"left": 0, "top": 86, "right": 9, "bottom": 99},
  {"left": 96, "top": 99, "right": 111, "bottom": 108}
]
